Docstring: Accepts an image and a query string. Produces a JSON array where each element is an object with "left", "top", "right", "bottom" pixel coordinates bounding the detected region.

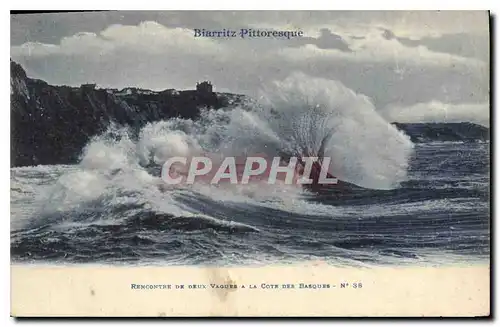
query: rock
[
  {"left": 10, "top": 60, "right": 243, "bottom": 167},
  {"left": 391, "top": 122, "right": 490, "bottom": 143}
]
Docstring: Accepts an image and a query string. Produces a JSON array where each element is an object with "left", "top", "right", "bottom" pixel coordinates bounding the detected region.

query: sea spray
[
  {"left": 127, "top": 71, "right": 414, "bottom": 190},
  {"left": 23, "top": 72, "right": 414, "bottom": 227},
  {"left": 256, "top": 72, "right": 414, "bottom": 189}
]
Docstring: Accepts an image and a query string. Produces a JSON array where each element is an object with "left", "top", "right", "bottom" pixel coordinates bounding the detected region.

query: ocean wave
[{"left": 9, "top": 73, "right": 489, "bottom": 266}]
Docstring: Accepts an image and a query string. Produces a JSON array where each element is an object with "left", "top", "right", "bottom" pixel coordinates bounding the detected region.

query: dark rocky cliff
[
  {"left": 391, "top": 122, "right": 490, "bottom": 143},
  {"left": 11, "top": 60, "right": 241, "bottom": 167}
]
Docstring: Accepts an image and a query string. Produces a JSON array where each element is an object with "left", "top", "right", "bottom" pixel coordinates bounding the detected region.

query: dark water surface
[{"left": 11, "top": 142, "right": 490, "bottom": 266}]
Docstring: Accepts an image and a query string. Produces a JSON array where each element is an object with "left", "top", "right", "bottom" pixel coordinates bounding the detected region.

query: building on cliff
[{"left": 196, "top": 81, "right": 213, "bottom": 94}]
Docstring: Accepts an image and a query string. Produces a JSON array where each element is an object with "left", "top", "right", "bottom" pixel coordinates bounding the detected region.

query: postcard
[{"left": 10, "top": 10, "right": 490, "bottom": 317}]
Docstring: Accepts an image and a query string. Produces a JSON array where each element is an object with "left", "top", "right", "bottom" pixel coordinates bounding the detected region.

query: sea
[{"left": 10, "top": 75, "right": 490, "bottom": 266}]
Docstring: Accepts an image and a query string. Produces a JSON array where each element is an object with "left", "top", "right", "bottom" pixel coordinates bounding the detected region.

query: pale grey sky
[{"left": 10, "top": 11, "right": 490, "bottom": 125}]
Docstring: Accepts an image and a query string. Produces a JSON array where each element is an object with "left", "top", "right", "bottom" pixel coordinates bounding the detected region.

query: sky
[{"left": 10, "top": 11, "right": 490, "bottom": 125}]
